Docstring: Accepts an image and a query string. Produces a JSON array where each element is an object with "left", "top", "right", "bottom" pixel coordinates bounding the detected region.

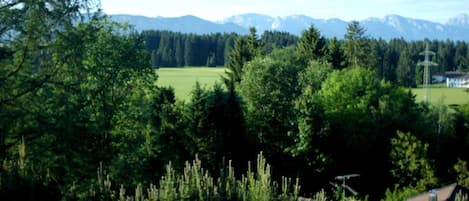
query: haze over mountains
[{"left": 110, "top": 13, "right": 469, "bottom": 41}]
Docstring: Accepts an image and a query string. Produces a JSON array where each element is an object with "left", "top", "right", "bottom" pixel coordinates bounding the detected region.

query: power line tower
[{"left": 418, "top": 43, "right": 437, "bottom": 103}]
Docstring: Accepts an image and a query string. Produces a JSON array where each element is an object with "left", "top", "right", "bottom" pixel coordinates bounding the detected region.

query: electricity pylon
[{"left": 418, "top": 43, "right": 437, "bottom": 103}]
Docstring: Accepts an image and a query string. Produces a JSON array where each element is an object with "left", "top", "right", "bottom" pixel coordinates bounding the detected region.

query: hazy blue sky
[{"left": 100, "top": 0, "right": 468, "bottom": 23}]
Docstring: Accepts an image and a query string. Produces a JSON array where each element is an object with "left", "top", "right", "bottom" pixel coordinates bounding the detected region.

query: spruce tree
[
  {"left": 298, "top": 25, "right": 326, "bottom": 61},
  {"left": 222, "top": 37, "right": 252, "bottom": 88},
  {"left": 326, "top": 37, "right": 347, "bottom": 69},
  {"left": 397, "top": 48, "right": 416, "bottom": 87},
  {"left": 344, "top": 21, "right": 367, "bottom": 67}
]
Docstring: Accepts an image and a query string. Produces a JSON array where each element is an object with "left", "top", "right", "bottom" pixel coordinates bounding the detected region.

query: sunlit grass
[
  {"left": 156, "top": 67, "right": 227, "bottom": 100},
  {"left": 411, "top": 87, "right": 469, "bottom": 106}
]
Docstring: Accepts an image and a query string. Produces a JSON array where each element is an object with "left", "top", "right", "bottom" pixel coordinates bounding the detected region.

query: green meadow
[
  {"left": 412, "top": 87, "right": 469, "bottom": 106},
  {"left": 156, "top": 67, "right": 227, "bottom": 100}
]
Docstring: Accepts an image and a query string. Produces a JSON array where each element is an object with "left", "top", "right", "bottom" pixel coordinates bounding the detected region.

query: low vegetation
[{"left": 86, "top": 153, "right": 301, "bottom": 201}]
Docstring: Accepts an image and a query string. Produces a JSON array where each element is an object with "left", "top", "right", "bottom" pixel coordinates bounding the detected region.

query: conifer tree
[
  {"left": 222, "top": 27, "right": 261, "bottom": 88},
  {"left": 298, "top": 25, "right": 326, "bottom": 61},
  {"left": 222, "top": 37, "right": 252, "bottom": 88},
  {"left": 397, "top": 47, "right": 416, "bottom": 87},
  {"left": 344, "top": 21, "right": 368, "bottom": 67},
  {"left": 327, "top": 37, "right": 347, "bottom": 69},
  {"left": 248, "top": 27, "right": 261, "bottom": 56}
]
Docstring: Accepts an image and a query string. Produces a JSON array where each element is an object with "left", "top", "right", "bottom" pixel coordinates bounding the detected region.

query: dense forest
[
  {"left": 1, "top": 1, "right": 469, "bottom": 201},
  {"left": 143, "top": 29, "right": 298, "bottom": 67}
]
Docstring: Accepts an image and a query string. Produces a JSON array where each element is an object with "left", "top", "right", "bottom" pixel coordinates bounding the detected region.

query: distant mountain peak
[{"left": 108, "top": 13, "right": 469, "bottom": 41}]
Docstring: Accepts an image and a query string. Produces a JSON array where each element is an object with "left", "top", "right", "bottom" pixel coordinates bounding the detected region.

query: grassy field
[
  {"left": 412, "top": 87, "right": 469, "bottom": 106},
  {"left": 156, "top": 67, "right": 227, "bottom": 100}
]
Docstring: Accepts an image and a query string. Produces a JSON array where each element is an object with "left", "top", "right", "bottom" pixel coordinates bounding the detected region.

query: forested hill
[{"left": 111, "top": 13, "right": 469, "bottom": 41}]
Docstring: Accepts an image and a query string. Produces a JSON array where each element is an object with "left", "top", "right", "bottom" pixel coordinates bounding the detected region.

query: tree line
[
  {"left": 1, "top": 1, "right": 469, "bottom": 201},
  {"left": 142, "top": 30, "right": 298, "bottom": 67}
]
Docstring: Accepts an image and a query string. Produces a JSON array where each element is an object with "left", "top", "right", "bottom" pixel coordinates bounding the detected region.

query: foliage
[
  {"left": 142, "top": 30, "right": 299, "bottom": 67},
  {"left": 390, "top": 131, "right": 437, "bottom": 189},
  {"left": 396, "top": 47, "right": 416, "bottom": 87},
  {"left": 85, "top": 152, "right": 300, "bottom": 201},
  {"left": 247, "top": 27, "right": 261, "bottom": 57},
  {"left": 292, "top": 61, "right": 333, "bottom": 170},
  {"left": 239, "top": 47, "right": 305, "bottom": 155},
  {"left": 317, "top": 67, "right": 422, "bottom": 199},
  {"left": 344, "top": 21, "right": 369, "bottom": 67},
  {"left": 381, "top": 185, "right": 420, "bottom": 201},
  {"left": 327, "top": 37, "right": 347, "bottom": 69},
  {"left": 142, "top": 31, "right": 237, "bottom": 67},
  {"left": 0, "top": 4, "right": 155, "bottom": 197},
  {"left": 2, "top": 1, "right": 469, "bottom": 200},
  {"left": 222, "top": 37, "right": 251, "bottom": 87},
  {"left": 145, "top": 86, "right": 190, "bottom": 184},
  {"left": 453, "top": 159, "right": 469, "bottom": 187},
  {"left": 182, "top": 82, "right": 250, "bottom": 174},
  {"left": 298, "top": 25, "right": 326, "bottom": 61},
  {"left": 143, "top": 26, "right": 469, "bottom": 80},
  {"left": 320, "top": 67, "right": 381, "bottom": 115},
  {"left": 456, "top": 192, "right": 469, "bottom": 201},
  {"left": 260, "top": 31, "right": 298, "bottom": 54}
]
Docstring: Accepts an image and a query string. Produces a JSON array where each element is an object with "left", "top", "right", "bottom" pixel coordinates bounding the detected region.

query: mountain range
[{"left": 109, "top": 13, "right": 469, "bottom": 41}]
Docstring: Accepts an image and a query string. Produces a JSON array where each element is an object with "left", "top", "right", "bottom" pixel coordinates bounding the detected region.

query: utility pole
[{"left": 418, "top": 43, "right": 437, "bottom": 103}]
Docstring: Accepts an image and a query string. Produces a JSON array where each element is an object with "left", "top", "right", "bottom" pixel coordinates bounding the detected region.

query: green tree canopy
[
  {"left": 318, "top": 67, "right": 421, "bottom": 198},
  {"left": 239, "top": 47, "right": 305, "bottom": 155},
  {"left": 390, "top": 131, "right": 437, "bottom": 189}
]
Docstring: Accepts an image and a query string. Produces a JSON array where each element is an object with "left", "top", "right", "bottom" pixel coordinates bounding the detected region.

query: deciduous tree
[{"left": 390, "top": 131, "right": 437, "bottom": 188}]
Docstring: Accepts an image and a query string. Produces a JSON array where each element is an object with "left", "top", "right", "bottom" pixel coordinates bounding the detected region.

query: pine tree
[
  {"left": 298, "top": 25, "right": 326, "bottom": 61},
  {"left": 326, "top": 37, "right": 346, "bottom": 69},
  {"left": 248, "top": 27, "right": 261, "bottom": 56},
  {"left": 222, "top": 27, "right": 261, "bottom": 88},
  {"left": 344, "top": 21, "right": 367, "bottom": 67},
  {"left": 397, "top": 47, "right": 416, "bottom": 87},
  {"left": 184, "top": 35, "right": 193, "bottom": 66},
  {"left": 222, "top": 37, "right": 252, "bottom": 88},
  {"left": 175, "top": 35, "right": 185, "bottom": 66}
]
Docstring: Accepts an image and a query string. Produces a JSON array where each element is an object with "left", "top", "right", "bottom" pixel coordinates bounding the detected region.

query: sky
[{"left": 100, "top": 0, "right": 469, "bottom": 23}]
